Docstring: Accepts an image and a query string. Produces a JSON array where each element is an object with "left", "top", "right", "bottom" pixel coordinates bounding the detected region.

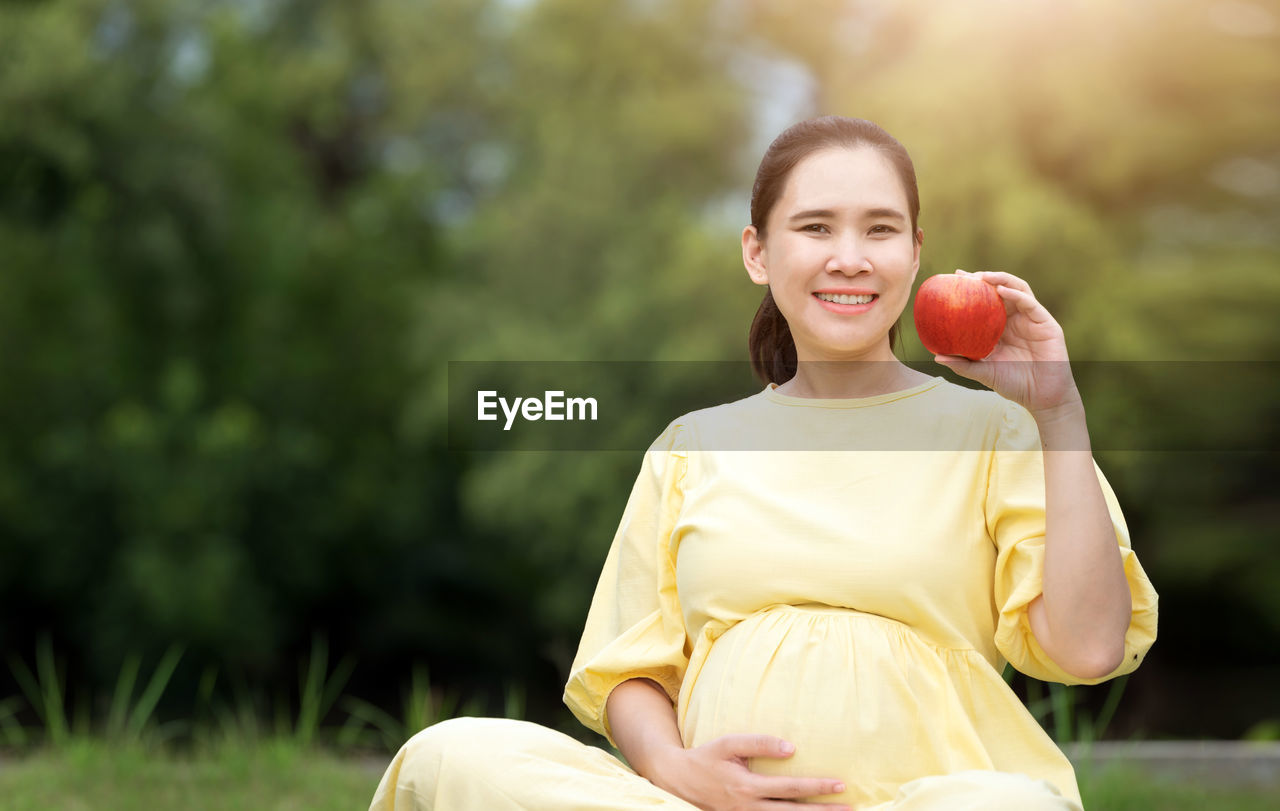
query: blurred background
[{"left": 1, "top": 0, "right": 1278, "bottom": 754}]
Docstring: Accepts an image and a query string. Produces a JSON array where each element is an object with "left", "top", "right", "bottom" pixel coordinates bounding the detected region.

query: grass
[
  {"left": 0, "top": 742, "right": 1277, "bottom": 810},
  {"left": 0, "top": 739, "right": 380, "bottom": 811},
  {"left": 2, "top": 639, "right": 1275, "bottom": 809},
  {"left": 1077, "top": 763, "right": 1279, "bottom": 810}
]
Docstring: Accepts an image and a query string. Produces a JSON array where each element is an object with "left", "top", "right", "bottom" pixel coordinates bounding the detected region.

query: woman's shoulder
[
  {"left": 646, "top": 387, "right": 774, "bottom": 454},
  {"left": 931, "top": 377, "right": 1013, "bottom": 413},
  {"left": 926, "top": 380, "right": 1043, "bottom": 452}
]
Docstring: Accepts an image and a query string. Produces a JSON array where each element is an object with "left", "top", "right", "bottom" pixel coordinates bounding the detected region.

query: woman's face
[{"left": 743, "top": 145, "right": 922, "bottom": 363}]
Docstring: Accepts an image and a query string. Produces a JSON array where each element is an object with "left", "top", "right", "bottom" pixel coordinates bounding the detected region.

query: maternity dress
[{"left": 371, "top": 376, "right": 1158, "bottom": 810}]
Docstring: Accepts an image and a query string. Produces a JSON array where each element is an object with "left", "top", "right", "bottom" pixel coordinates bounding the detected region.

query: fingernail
[
  {"left": 835, "top": 782, "right": 846, "bottom": 792},
  {"left": 780, "top": 741, "right": 795, "bottom": 754}
]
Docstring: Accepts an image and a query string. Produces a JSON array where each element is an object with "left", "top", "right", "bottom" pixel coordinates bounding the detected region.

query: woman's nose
[{"left": 826, "top": 234, "right": 873, "bottom": 274}]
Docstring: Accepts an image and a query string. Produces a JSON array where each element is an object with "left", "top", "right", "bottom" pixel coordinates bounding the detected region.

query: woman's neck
[{"left": 775, "top": 359, "right": 932, "bottom": 400}]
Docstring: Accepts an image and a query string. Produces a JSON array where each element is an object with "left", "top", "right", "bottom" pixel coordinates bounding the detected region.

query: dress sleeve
[
  {"left": 988, "top": 397, "right": 1158, "bottom": 685},
  {"left": 563, "top": 420, "right": 690, "bottom": 744}
]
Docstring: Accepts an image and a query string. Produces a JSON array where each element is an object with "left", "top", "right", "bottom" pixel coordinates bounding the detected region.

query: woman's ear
[
  {"left": 910, "top": 227, "right": 924, "bottom": 280},
  {"left": 742, "top": 225, "right": 769, "bottom": 286}
]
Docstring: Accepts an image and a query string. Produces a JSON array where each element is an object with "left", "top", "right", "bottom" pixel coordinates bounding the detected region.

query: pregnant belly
[{"left": 679, "top": 604, "right": 990, "bottom": 805}]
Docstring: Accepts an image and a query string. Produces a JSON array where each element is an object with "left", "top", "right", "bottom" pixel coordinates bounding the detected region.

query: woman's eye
[
  {"left": 870, "top": 224, "right": 897, "bottom": 235},
  {"left": 803, "top": 224, "right": 829, "bottom": 234}
]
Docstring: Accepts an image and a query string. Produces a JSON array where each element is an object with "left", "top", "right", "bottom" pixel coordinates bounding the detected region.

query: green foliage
[
  {"left": 0, "top": 0, "right": 1277, "bottom": 742},
  {"left": 6, "top": 635, "right": 70, "bottom": 748},
  {"left": 105, "top": 644, "right": 186, "bottom": 746},
  {"left": 739, "top": 0, "right": 1280, "bottom": 738},
  {"left": 288, "top": 635, "right": 356, "bottom": 749},
  {"left": 339, "top": 664, "right": 487, "bottom": 754},
  {"left": 1077, "top": 763, "right": 1280, "bottom": 811},
  {"left": 2, "top": 636, "right": 503, "bottom": 755},
  {"left": 0, "top": 739, "right": 380, "bottom": 811},
  {"left": 1003, "top": 664, "right": 1131, "bottom": 746}
]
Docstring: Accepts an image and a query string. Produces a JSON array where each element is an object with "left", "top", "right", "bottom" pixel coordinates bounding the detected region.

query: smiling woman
[
  {"left": 369, "top": 116, "right": 1157, "bottom": 811},
  {"left": 744, "top": 118, "right": 927, "bottom": 399},
  {"left": 743, "top": 144, "right": 925, "bottom": 399}
]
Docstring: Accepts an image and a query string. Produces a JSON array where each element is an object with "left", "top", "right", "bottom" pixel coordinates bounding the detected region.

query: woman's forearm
[
  {"left": 1029, "top": 394, "right": 1133, "bottom": 679},
  {"left": 605, "top": 678, "right": 687, "bottom": 783}
]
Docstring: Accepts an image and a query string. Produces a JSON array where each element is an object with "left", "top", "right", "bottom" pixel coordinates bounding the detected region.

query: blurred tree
[
  {"left": 0, "top": 0, "right": 1276, "bottom": 741},
  {"left": 399, "top": 0, "right": 759, "bottom": 694},
  {"left": 0, "top": 0, "right": 758, "bottom": 729},
  {"left": 0, "top": 0, "right": 525, "bottom": 711},
  {"left": 739, "top": 0, "right": 1280, "bottom": 736}
]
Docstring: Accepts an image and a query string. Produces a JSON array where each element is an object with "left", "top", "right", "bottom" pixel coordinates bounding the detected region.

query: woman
[{"left": 370, "top": 116, "right": 1157, "bottom": 811}]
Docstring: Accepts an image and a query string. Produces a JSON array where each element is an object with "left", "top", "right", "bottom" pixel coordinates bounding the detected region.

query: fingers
[
  {"left": 934, "top": 354, "right": 997, "bottom": 387},
  {"left": 705, "top": 735, "right": 849, "bottom": 807},
  {"left": 934, "top": 353, "right": 973, "bottom": 366},
  {"left": 955, "top": 269, "right": 1053, "bottom": 324},
  {"left": 714, "top": 733, "right": 796, "bottom": 760},
  {"left": 993, "top": 284, "right": 1053, "bottom": 324},
  {"left": 956, "top": 268, "right": 1032, "bottom": 294},
  {"left": 745, "top": 772, "right": 846, "bottom": 798}
]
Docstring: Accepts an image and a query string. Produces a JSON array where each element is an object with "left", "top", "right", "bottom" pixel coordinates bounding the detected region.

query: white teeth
[{"left": 816, "top": 292, "right": 875, "bottom": 305}]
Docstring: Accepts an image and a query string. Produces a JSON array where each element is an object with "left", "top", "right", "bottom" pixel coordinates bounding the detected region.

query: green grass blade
[
  {"left": 125, "top": 644, "right": 185, "bottom": 742},
  {"left": 294, "top": 635, "right": 356, "bottom": 748},
  {"left": 35, "top": 635, "right": 68, "bottom": 746},
  {"left": 1091, "top": 674, "right": 1130, "bottom": 741},
  {"left": 432, "top": 688, "right": 459, "bottom": 726},
  {"left": 295, "top": 639, "right": 325, "bottom": 747},
  {"left": 1025, "top": 677, "right": 1046, "bottom": 724},
  {"left": 194, "top": 664, "right": 219, "bottom": 722},
  {"left": 107, "top": 653, "right": 142, "bottom": 740},
  {"left": 503, "top": 682, "right": 525, "bottom": 720},
  {"left": 404, "top": 666, "right": 432, "bottom": 733},
  {"left": 7, "top": 655, "right": 45, "bottom": 728},
  {"left": 318, "top": 655, "right": 357, "bottom": 725},
  {"left": 0, "top": 695, "right": 28, "bottom": 747},
  {"left": 335, "top": 710, "right": 375, "bottom": 749},
  {"left": 340, "top": 695, "right": 404, "bottom": 753},
  {"left": 1049, "top": 682, "right": 1074, "bottom": 743}
]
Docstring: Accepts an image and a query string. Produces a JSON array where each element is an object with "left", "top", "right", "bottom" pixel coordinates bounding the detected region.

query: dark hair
[{"left": 747, "top": 116, "right": 921, "bottom": 385}]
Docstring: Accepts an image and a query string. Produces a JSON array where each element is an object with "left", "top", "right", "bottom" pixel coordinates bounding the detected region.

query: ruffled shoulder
[
  {"left": 987, "top": 394, "right": 1159, "bottom": 684},
  {"left": 564, "top": 418, "right": 693, "bottom": 743}
]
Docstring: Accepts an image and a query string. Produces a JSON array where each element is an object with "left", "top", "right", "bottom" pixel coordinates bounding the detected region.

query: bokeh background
[{"left": 1, "top": 0, "right": 1278, "bottom": 752}]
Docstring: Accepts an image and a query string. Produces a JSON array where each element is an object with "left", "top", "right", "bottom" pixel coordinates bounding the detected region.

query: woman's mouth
[{"left": 814, "top": 292, "right": 878, "bottom": 313}]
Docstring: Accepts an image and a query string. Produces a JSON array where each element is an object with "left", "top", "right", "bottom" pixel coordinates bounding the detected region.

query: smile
[{"left": 814, "top": 292, "right": 876, "bottom": 305}]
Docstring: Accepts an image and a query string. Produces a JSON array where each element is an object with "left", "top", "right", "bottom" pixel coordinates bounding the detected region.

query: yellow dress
[
  {"left": 370, "top": 377, "right": 1158, "bottom": 810},
  {"left": 561, "top": 377, "right": 1157, "bottom": 808}
]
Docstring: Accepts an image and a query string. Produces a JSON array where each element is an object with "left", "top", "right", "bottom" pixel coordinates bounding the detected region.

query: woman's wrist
[
  {"left": 640, "top": 742, "right": 692, "bottom": 793},
  {"left": 1031, "top": 389, "right": 1090, "bottom": 451},
  {"left": 606, "top": 678, "right": 687, "bottom": 784}
]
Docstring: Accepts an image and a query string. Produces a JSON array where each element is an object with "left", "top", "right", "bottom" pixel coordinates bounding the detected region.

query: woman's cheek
[{"left": 870, "top": 241, "right": 915, "bottom": 272}]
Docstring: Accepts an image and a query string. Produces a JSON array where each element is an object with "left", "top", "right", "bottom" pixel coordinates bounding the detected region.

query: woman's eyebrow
[
  {"left": 787, "top": 208, "right": 836, "bottom": 222},
  {"left": 787, "top": 207, "right": 906, "bottom": 222},
  {"left": 864, "top": 207, "right": 907, "bottom": 222}
]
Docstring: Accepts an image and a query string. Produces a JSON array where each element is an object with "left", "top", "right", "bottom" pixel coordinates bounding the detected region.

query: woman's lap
[
  {"left": 872, "top": 770, "right": 1084, "bottom": 810},
  {"left": 368, "top": 716, "right": 697, "bottom": 810},
  {"left": 369, "top": 717, "right": 1081, "bottom": 811}
]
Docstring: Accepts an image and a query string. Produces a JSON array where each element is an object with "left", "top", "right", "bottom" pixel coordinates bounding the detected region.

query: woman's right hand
[{"left": 647, "top": 733, "right": 849, "bottom": 811}]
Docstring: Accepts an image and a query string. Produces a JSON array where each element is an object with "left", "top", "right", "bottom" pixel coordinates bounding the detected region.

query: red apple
[{"left": 912, "top": 274, "right": 1007, "bottom": 360}]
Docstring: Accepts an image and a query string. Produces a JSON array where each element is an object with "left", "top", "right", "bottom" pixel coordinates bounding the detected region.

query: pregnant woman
[{"left": 370, "top": 115, "right": 1157, "bottom": 810}]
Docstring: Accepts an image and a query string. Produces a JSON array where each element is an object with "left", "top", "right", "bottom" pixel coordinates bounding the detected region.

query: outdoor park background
[{"left": 1, "top": 0, "right": 1278, "bottom": 803}]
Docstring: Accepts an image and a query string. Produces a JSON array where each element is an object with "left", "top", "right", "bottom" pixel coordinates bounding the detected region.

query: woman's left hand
[{"left": 931, "top": 269, "right": 1081, "bottom": 417}]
